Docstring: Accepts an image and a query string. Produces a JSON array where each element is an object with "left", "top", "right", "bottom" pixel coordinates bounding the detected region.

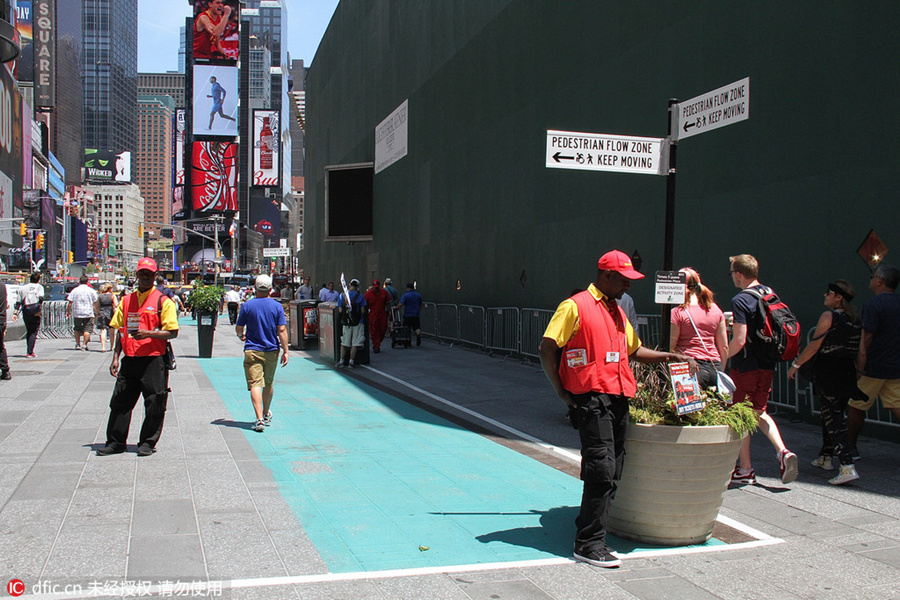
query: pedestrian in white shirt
[{"left": 66, "top": 275, "right": 99, "bottom": 350}]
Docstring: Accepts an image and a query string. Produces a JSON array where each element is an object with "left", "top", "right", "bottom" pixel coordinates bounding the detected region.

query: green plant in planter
[
  {"left": 629, "top": 362, "right": 759, "bottom": 437},
  {"left": 189, "top": 285, "right": 225, "bottom": 313}
]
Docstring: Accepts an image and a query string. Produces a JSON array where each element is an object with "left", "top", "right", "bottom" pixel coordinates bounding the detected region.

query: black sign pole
[{"left": 661, "top": 98, "right": 679, "bottom": 350}]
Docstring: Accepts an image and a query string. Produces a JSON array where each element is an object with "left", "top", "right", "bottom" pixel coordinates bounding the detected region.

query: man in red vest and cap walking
[
  {"left": 97, "top": 257, "right": 180, "bottom": 457},
  {"left": 539, "top": 250, "right": 692, "bottom": 568}
]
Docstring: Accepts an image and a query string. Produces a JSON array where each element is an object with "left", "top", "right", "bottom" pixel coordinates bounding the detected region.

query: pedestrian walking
[
  {"left": 364, "top": 280, "right": 391, "bottom": 353},
  {"left": 848, "top": 263, "right": 900, "bottom": 460},
  {"left": 399, "top": 283, "right": 423, "bottom": 346},
  {"left": 97, "top": 258, "right": 179, "bottom": 456},
  {"left": 235, "top": 275, "right": 289, "bottom": 432},
  {"left": 669, "top": 267, "right": 728, "bottom": 390},
  {"left": 383, "top": 278, "right": 400, "bottom": 331},
  {"left": 538, "top": 250, "right": 691, "bottom": 568},
  {"left": 13, "top": 272, "right": 43, "bottom": 358},
  {"left": 0, "top": 280, "right": 9, "bottom": 380},
  {"left": 726, "top": 254, "right": 798, "bottom": 486},
  {"left": 788, "top": 279, "right": 862, "bottom": 485},
  {"left": 96, "top": 282, "right": 119, "bottom": 352},
  {"left": 67, "top": 275, "right": 99, "bottom": 350},
  {"left": 224, "top": 285, "right": 242, "bottom": 325}
]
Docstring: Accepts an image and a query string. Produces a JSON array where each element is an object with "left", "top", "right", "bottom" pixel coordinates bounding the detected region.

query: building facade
[
  {"left": 135, "top": 95, "right": 174, "bottom": 247},
  {"left": 137, "top": 72, "right": 185, "bottom": 107},
  {"left": 84, "top": 182, "right": 144, "bottom": 270},
  {"left": 303, "top": 0, "right": 900, "bottom": 330},
  {"left": 82, "top": 0, "right": 138, "bottom": 156}
]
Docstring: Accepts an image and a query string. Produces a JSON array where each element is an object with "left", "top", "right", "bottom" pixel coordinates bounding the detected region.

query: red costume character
[{"left": 364, "top": 280, "right": 392, "bottom": 353}]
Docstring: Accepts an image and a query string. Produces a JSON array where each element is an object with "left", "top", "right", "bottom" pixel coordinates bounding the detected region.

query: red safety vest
[
  {"left": 121, "top": 288, "right": 169, "bottom": 357},
  {"left": 558, "top": 289, "right": 637, "bottom": 397}
]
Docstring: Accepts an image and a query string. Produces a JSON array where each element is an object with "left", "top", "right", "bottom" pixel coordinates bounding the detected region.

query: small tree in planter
[
  {"left": 608, "top": 362, "right": 758, "bottom": 547},
  {"left": 190, "top": 285, "right": 225, "bottom": 358}
]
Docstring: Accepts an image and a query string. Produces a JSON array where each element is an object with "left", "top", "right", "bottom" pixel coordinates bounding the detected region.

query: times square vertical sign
[{"left": 33, "top": 0, "right": 55, "bottom": 109}]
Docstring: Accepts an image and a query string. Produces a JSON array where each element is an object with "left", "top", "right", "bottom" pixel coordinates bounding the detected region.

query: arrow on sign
[
  {"left": 683, "top": 120, "right": 697, "bottom": 133},
  {"left": 553, "top": 152, "right": 574, "bottom": 162}
]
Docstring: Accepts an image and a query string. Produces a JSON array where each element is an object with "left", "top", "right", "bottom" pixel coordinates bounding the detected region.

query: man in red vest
[
  {"left": 97, "top": 257, "right": 180, "bottom": 457},
  {"left": 539, "top": 250, "right": 692, "bottom": 569}
]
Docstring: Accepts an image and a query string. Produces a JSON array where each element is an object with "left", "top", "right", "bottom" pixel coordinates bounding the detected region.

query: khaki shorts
[
  {"left": 849, "top": 376, "right": 900, "bottom": 410},
  {"left": 341, "top": 323, "right": 365, "bottom": 348},
  {"left": 243, "top": 350, "right": 279, "bottom": 390}
]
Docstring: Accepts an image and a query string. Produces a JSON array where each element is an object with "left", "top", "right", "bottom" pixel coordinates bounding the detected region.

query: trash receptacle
[
  {"left": 289, "top": 301, "right": 301, "bottom": 348},
  {"left": 298, "top": 300, "right": 319, "bottom": 350},
  {"left": 320, "top": 304, "right": 370, "bottom": 365}
]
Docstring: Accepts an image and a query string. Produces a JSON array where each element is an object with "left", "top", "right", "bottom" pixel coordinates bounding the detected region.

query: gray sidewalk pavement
[{"left": 1, "top": 319, "right": 899, "bottom": 599}]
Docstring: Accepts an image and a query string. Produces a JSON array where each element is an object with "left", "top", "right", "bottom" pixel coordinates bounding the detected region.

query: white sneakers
[
  {"left": 829, "top": 464, "right": 860, "bottom": 486},
  {"left": 811, "top": 455, "right": 834, "bottom": 471}
]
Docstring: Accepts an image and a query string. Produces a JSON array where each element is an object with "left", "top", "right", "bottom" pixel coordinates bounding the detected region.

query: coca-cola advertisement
[
  {"left": 252, "top": 109, "right": 280, "bottom": 187},
  {"left": 191, "top": 141, "right": 238, "bottom": 212}
]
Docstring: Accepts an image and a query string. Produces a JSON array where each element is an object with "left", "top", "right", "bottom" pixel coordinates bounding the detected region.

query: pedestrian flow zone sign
[
  {"left": 546, "top": 130, "right": 668, "bottom": 176},
  {"left": 673, "top": 77, "right": 749, "bottom": 141}
]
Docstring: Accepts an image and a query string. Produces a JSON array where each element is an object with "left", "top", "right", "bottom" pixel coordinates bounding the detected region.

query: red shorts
[{"left": 729, "top": 369, "right": 775, "bottom": 412}]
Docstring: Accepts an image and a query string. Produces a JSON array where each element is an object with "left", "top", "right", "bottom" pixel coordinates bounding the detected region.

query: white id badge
[
  {"left": 565, "top": 348, "right": 588, "bottom": 368},
  {"left": 127, "top": 313, "right": 140, "bottom": 334},
  {"left": 606, "top": 352, "right": 620, "bottom": 363}
]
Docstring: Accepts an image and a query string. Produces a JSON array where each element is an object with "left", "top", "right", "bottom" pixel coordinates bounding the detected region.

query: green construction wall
[{"left": 303, "top": 1, "right": 900, "bottom": 329}]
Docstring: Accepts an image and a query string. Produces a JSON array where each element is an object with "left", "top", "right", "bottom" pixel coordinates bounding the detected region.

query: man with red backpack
[
  {"left": 726, "top": 254, "right": 799, "bottom": 485},
  {"left": 97, "top": 258, "right": 179, "bottom": 457}
]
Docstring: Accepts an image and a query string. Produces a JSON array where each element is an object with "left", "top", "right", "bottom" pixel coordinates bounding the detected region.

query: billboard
[
  {"left": 191, "top": 141, "right": 237, "bottom": 212},
  {"left": 0, "top": 71, "right": 23, "bottom": 247},
  {"left": 250, "top": 191, "right": 280, "bottom": 240},
  {"left": 84, "top": 149, "right": 132, "bottom": 183},
  {"left": 33, "top": 0, "right": 54, "bottom": 109},
  {"left": 252, "top": 109, "right": 279, "bottom": 187},
  {"left": 192, "top": 0, "right": 240, "bottom": 63},
  {"left": 192, "top": 65, "right": 238, "bottom": 137},
  {"left": 15, "top": 1, "right": 33, "bottom": 82},
  {"left": 174, "top": 109, "right": 185, "bottom": 185}
]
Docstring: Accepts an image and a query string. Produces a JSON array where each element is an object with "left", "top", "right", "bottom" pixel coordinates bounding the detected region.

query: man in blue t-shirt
[
  {"left": 400, "top": 283, "right": 423, "bottom": 346},
  {"left": 235, "top": 275, "right": 289, "bottom": 432},
  {"left": 725, "top": 254, "right": 797, "bottom": 486},
  {"left": 848, "top": 263, "right": 900, "bottom": 457},
  {"left": 336, "top": 279, "right": 367, "bottom": 368}
]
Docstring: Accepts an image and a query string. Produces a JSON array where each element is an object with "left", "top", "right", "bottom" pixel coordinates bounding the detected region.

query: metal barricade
[
  {"left": 485, "top": 307, "right": 520, "bottom": 355},
  {"left": 634, "top": 313, "right": 663, "bottom": 349},
  {"left": 459, "top": 305, "right": 486, "bottom": 349},
  {"left": 419, "top": 302, "right": 438, "bottom": 339},
  {"left": 433, "top": 303, "right": 460, "bottom": 344},
  {"left": 37, "top": 301, "right": 73, "bottom": 339},
  {"left": 520, "top": 308, "right": 554, "bottom": 359}
]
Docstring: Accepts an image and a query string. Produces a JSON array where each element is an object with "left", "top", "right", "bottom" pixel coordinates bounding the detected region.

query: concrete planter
[{"left": 608, "top": 423, "right": 742, "bottom": 546}]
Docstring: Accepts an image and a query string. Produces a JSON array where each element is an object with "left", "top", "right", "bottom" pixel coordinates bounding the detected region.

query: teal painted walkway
[{"left": 202, "top": 357, "right": 722, "bottom": 573}]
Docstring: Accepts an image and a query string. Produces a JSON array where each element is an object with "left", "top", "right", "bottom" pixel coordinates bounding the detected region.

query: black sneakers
[
  {"left": 574, "top": 545, "right": 622, "bottom": 568},
  {"left": 0, "top": 371, "right": 10, "bottom": 380}
]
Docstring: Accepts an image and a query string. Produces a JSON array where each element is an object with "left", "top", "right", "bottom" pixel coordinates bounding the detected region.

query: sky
[{"left": 137, "top": 0, "right": 340, "bottom": 72}]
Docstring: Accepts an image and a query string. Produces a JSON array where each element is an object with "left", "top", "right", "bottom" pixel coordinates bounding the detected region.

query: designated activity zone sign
[
  {"left": 546, "top": 130, "right": 668, "bottom": 176},
  {"left": 655, "top": 271, "right": 686, "bottom": 304}
]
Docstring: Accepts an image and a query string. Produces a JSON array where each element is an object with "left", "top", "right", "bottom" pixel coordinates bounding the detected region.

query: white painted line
[{"left": 362, "top": 365, "right": 583, "bottom": 464}]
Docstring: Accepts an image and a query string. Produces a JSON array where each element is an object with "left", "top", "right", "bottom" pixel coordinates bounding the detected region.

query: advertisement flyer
[{"left": 670, "top": 362, "right": 704, "bottom": 415}]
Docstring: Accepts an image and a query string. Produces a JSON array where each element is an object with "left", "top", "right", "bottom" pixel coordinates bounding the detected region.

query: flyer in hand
[{"left": 670, "top": 362, "right": 704, "bottom": 415}]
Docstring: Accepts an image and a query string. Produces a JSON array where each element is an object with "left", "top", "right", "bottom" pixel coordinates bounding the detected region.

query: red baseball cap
[
  {"left": 597, "top": 250, "right": 644, "bottom": 280},
  {"left": 136, "top": 257, "right": 158, "bottom": 273},
  {"left": 373, "top": 280, "right": 381, "bottom": 286}
]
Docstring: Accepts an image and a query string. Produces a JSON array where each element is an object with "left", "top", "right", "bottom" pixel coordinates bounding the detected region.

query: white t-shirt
[
  {"left": 67, "top": 284, "right": 98, "bottom": 318},
  {"left": 18, "top": 283, "right": 44, "bottom": 307},
  {"left": 224, "top": 289, "right": 242, "bottom": 303}
]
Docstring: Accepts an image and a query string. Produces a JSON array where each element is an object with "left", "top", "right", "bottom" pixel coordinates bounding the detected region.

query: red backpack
[{"left": 743, "top": 286, "right": 801, "bottom": 363}]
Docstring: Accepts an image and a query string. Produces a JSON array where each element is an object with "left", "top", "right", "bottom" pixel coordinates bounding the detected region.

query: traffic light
[
  {"left": 36, "top": 233, "right": 44, "bottom": 249},
  {"left": 19, "top": 222, "right": 25, "bottom": 236},
  {"left": 68, "top": 251, "right": 73, "bottom": 263}
]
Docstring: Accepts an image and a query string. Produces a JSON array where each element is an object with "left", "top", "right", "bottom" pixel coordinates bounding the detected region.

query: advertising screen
[
  {"left": 84, "top": 149, "right": 131, "bottom": 183},
  {"left": 174, "top": 109, "right": 185, "bottom": 185},
  {"left": 192, "top": 0, "right": 240, "bottom": 63},
  {"left": 252, "top": 109, "right": 279, "bottom": 187},
  {"left": 192, "top": 65, "right": 238, "bottom": 137},
  {"left": 191, "top": 141, "right": 237, "bottom": 212}
]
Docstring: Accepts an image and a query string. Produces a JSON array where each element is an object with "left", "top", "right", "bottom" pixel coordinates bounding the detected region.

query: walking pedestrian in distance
[{"left": 13, "top": 272, "right": 43, "bottom": 358}]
